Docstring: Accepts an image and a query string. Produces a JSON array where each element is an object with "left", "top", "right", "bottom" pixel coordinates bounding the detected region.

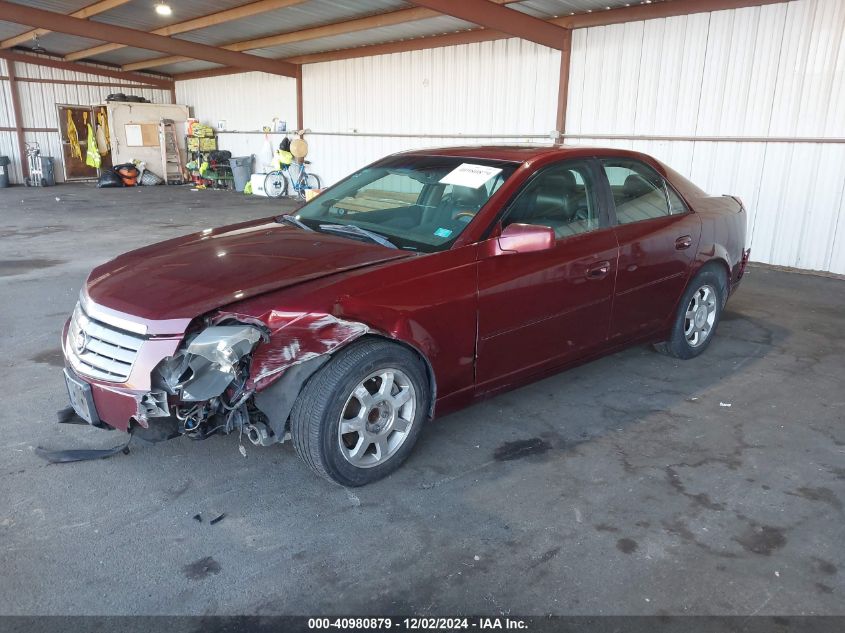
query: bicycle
[
  {"left": 264, "top": 128, "right": 321, "bottom": 200},
  {"left": 264, "top": 160, "right": 321, "bottom": 200}
]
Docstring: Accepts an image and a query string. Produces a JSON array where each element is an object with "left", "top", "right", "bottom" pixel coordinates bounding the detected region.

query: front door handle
[
  {"left": 675, "top": 235, "right": 693, "bottom": 250},
  {"left": 586, "top": 260, "right": 611, "bottom": 280}
]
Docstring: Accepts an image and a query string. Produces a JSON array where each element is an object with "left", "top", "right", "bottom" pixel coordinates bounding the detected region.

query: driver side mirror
[{"left": 487, "top": 223, "right": 555, "bottom": 256}]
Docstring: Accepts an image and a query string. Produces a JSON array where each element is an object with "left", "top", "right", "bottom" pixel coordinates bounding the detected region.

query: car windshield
[{"left": 291, "top": 155, "right": 517, "bottom": 252}]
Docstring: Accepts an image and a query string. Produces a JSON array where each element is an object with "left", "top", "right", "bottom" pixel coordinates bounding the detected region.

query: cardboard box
[
  {"left": 187, "top": 137, "right": 200, "bottom": 151},
  {"left": 199, "top": 137, "right": 217, "bottom": 151}
]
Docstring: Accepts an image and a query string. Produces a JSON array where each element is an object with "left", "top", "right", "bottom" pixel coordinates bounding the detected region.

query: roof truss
[
  {"left": 408, "top": 0, "right": 570, "bottom": 50},
  {"left": 0, "top": 1, "right": 298, "bottom": 77},
  {"left": 0, "top": 0, "right": 131, "bottom": 49},
  {"left": 63, "top": 0, "right": 308, "bottom": 62}
]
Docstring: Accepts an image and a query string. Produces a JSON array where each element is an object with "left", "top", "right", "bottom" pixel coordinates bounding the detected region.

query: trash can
[
  {"left": 0, "top": 156, "right": 10, "bottom": 188},
  {"left": 228, "top": 155, "right": 253, "bottom": 192},
  {"left": 40, "top": 156, "right": 56, "bottom": 186}
]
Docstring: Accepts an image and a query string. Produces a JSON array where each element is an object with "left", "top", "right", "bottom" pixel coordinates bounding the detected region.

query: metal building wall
[
  {"left": 302, "top": 39, "right": 561, "bottom": 186},
  {"left": 565, "top": 0, "right": 845, "bottom": 275},
  {"left": 175, "top": 72, "right": 297, "bottom": 162},
  {"left": 0, "top": 58, "right": 172, "bottom": 184}
]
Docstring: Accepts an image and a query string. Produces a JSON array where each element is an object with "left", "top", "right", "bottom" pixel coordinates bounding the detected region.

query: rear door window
[{"left": 601, "top": 159, "right": 687, "bottom": 224}]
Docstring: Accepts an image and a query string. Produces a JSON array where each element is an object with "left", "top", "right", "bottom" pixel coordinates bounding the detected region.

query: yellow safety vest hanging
[
  {"left": 86, "top": 122, "right": 101, "bottom": 169},
  {"left": 66, "top": 110, "right": 82, "bottom": 160}
]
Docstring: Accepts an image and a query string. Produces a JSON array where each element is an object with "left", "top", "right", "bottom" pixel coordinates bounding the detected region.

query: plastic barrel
[
  {"left": 0, "top": 156, "right": 9, "bottom": 188},
  {"left": 228, "top": 156, "right": 254, "bottom": 192},
  {"left": 40, "top": 156, "right": 55, "bottom": 186}
]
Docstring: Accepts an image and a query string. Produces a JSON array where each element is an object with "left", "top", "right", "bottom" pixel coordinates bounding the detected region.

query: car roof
[
  {"left": 396, "top": 144, "right": 640, "bottom": 163},
  {"left": 392, "top": 144, "right": 710, "bottom": 200}
]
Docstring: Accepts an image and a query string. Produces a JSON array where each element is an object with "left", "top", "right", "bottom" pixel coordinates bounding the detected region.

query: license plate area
[{"left": 64, "top": 368, "right": 100, "bottom": 425}]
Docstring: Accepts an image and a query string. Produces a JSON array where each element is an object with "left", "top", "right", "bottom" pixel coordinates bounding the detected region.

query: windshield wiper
[
  {"left": 277, "top": 214, "right": 314, "bottom": 232},
  {"left": 319, "top": 223, "right": 397, "bottom": 249}
]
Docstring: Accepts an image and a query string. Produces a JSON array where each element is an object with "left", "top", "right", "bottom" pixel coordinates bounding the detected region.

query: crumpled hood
[{"left": 86, "top": 218, "right": 410, "bottom": 326}]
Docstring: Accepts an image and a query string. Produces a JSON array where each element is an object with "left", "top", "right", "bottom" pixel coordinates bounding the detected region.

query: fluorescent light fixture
[{"left": 154, "top": 3, "right": 172, "bottom": 16}]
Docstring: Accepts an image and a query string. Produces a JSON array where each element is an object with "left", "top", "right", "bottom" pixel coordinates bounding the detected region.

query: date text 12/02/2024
[{"left": 307, "top": 617, "right": 529, "bottom": 630}]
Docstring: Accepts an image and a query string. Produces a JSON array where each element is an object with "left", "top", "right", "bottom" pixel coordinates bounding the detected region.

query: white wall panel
[
  {"left": 175, "top": 71, "right": 297, "bottom": 160},
  {"left": 0, "top": 59, "right": 171, "bottom": 184},
  {"left": 304, "top": 39, "right": 559, "bottom": 135},
  {"left": 567, "top": 0, "right": 845, "bottom": 274},
  {"left": 306, "top": 135, "right": 553, "bottom": 189},
  {"left": 300, "top": 38, "right": 560, "bottom": 185}
]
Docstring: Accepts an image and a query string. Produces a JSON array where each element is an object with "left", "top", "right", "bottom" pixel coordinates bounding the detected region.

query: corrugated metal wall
[
  {"left": 302, "top": 39, "right": 560, "bottom": 185},
  {"left": 0, "top": 58, "right": 172, "bottom": 184},
  {"left": 175, "top": 71, "right": 297, "bottom": 163},
  {"left": 566, "top": 0, "right": 845, "bottom": 274}
]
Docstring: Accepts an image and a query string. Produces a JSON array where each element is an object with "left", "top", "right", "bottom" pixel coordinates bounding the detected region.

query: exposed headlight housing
[{"left": 157, "top": 325, "right": 263, "bottom": 401}]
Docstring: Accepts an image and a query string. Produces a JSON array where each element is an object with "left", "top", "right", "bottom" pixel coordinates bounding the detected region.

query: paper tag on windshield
[{"left": 439, "top": 163, "right": 502, "bottom": 189}]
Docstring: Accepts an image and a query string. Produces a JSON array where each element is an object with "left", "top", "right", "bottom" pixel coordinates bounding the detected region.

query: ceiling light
[
  {"left": 154, "top": 3, "right": 172, "bottom": 16},
  {"left": 30, "top": 35, "right": 46, "bottom": 54}
]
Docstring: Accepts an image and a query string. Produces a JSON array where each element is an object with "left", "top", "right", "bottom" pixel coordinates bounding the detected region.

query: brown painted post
[
  {"left": 7, "top": 59, "right": 28, "bottom": 181},
  {"left": 556, "top": 29, "right": 572, "bottom": 142},
  {"left": 296, "top": 65, "right": 304, "bottom": 131}
]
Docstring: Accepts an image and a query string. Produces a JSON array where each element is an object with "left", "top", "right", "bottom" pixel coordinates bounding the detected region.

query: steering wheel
[{"left": 454, "top": 210, "right": 476, "bottom": 223}]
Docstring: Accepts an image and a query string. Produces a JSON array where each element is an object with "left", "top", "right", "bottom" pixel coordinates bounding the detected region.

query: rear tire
[
  {"left": 296, "top": 172, "right": 321, "bottom": 200},
  {"left": 656, "top": 265, "right": 727, "bottom": 359},
  {"left": 290, "top": 339, "right": 429, "bottom": 486}
]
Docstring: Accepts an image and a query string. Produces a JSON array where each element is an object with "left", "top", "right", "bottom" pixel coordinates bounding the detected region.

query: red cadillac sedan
[{"left": 60, "top": 145, "right": 749, "bottom": 485}]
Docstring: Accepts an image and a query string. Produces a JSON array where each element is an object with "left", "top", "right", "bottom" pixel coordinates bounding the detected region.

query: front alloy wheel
[
  {"left": 291, "top": 339, "right": 429, "bottom": 486},
  {"left": 338, "top": 369, "right": 416, "bottom": 468}
]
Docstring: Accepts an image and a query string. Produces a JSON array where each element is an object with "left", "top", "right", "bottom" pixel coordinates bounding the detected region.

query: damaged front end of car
[
  {"left": 143, "top": 311, "right": 371, "bottom": 449},
  {"left": 150, "top": 323, "right": 271, "bottom": 444}
]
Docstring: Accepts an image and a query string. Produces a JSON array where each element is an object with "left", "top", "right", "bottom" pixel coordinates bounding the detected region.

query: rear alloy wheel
[
  {"left": 290, "top": 339, "right": 429, "bottom": 486},
  {"left": 655, "top": 266, "right": 726, "bottom": 359},
  {"left": 684, "top": 284, "right": 718, "bottom": 348}
]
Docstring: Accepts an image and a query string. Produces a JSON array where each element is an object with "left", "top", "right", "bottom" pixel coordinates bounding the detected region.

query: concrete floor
[{"left": 1, "top": 183, "right": 843, "bottom": 616}]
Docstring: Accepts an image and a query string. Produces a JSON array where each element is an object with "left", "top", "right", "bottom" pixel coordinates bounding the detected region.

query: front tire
[
  {"left": 656, "top": 266, "right": 727, "bottom": 359},
  {"left": 263, "top": 170, "right": 288, "bottom": 199},
  {"left": 290, "top": 339, "right": 429, "bottom": 486}
]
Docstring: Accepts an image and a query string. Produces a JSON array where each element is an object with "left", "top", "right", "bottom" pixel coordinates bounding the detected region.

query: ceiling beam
[
  {"left": 172, "top": 30, "right": 508, "bottom": 80},
  {"left": 0, "top": 0, "right": 131, "bottom": 50},
  {"left": 64, "top": 0, "right": 307, "bottom": 62},
  {"left": 0, "top": 50, "right": 173, "bottom": 88},
  {"left": 122, "top": 1, "right": 513, "bottom": 72},
  {"left": 122, "top": 7, "right": 439, "bottom": 71},
  {"left": 285, "top": 30, "right": 507, "bottom": 65},
  {"left": 0, "top": 1, "right": 299, "bottom": 77},
  {"left": 408, "top": 0, "right": 569, "bottom": 50},
  {"left": 172, "top": 0, "right": 790, "bottom": 80}
]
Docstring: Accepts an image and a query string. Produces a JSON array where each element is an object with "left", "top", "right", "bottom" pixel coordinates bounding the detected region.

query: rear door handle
[
  {"left": 675, "top": 235, "right": 692, "bottom": 250},
  {"left": 586, "top": 260, "right": 611, "bottom": 280}
]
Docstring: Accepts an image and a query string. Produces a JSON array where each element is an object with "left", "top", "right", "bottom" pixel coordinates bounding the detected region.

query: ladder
[{"left": 159, "top": 119, "right": 187, "bottom": 185}]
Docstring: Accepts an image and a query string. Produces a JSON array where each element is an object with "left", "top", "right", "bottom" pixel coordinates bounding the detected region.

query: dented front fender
[{"left": 213, "top": 309, "right": 371, "bottom": 392}]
